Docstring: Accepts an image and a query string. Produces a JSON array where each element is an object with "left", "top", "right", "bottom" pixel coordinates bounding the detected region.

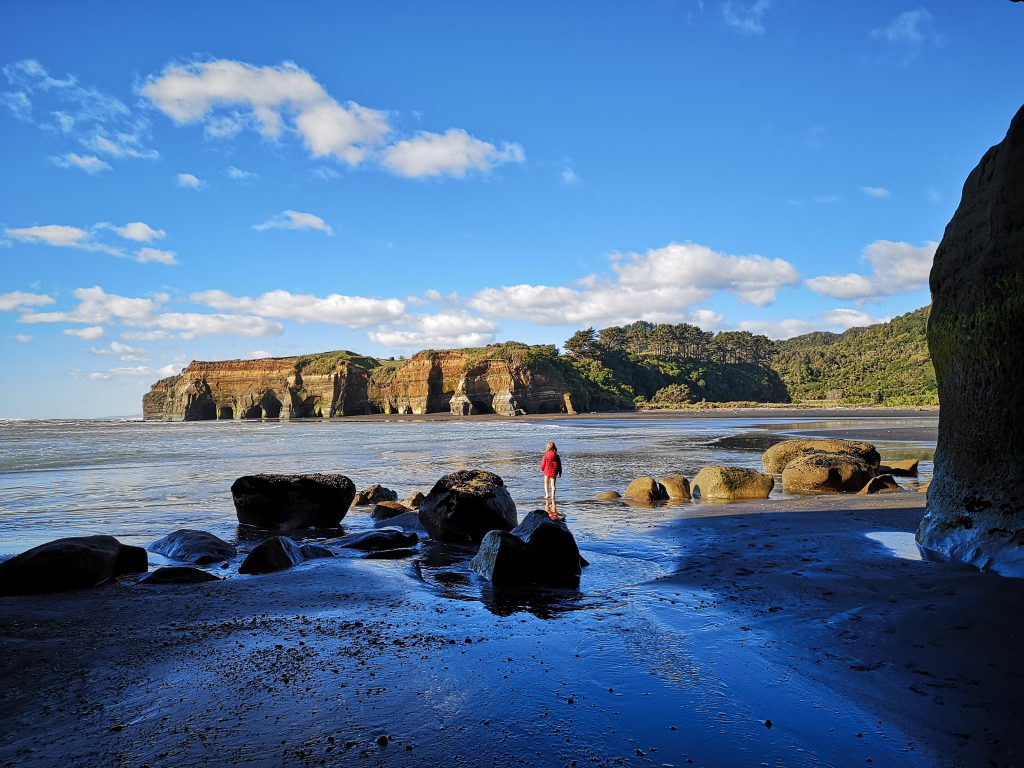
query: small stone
[{"left": 376, "top": 735, "right": 389, "bottom": 747}]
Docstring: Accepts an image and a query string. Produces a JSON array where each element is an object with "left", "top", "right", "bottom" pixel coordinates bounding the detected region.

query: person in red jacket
[{"left": 541, "top": 441, "right": 563, "bottom": 518}]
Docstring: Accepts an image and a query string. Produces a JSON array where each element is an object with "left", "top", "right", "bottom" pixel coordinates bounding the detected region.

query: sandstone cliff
[{"left": 143, "top": 345, "right": 576, "bottom": 421}]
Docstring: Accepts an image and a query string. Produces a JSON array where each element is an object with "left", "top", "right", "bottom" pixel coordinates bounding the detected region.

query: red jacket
[{"left": 541, "top": 449, "right": 562, "bottom": 478}]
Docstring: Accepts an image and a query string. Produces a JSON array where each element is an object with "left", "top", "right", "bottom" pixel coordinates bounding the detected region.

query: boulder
[
  {"left": 418, "top": 469, "right": 517, "bottom": 543},
  {"left": 781, "top": 452, "right": 873, "bottom": 494},
  {"left": 659, "top": 475, "right": 691, "bottom": 501},
  {"left": 403, "top": 491, "right": 426, "bottom": 509},
  {"left": 299, "top": 543, "right": 335, "bottom": 559},
  {"left": 470, "top": 510, "right": 587, "bottom": 585},
  {"left": 232, "top": 474, "right": 356, "bottom": 530},
  {"left": 762, "top": 439, "right": 881, "bottom": 476},
  {"left": 858, "top": 474, "right": 902, "bottom": 495},
  {"left": 624, "top": 477, "right": 668, "bottom": 502},
  {"left": 371, "top": 501, "right": 408, "bottom": 520},
  {"left": 354, "top": 484, "right": 398, "bottom": 506},
  {"left": 917, "top": 105, "right": 1024, "bottom": 576},
  {"left": 148, "top": 529, "right": 236, "bottom": 564},
  {"left": 140, "top": 566, "right": 221, "bottom": 585},
  {"left": 691, "top": 466, "right": 774, "bottom": 501},
  {"left": 335, "top": 529, "right": 419, "bottom": 552},
  {"left": 373, "top": 511, "right": 425, "bottom": 532},
  {"left": 595, "top": 491, "right": 621, "bottom": 500},
  {"left": 239, "top": 536, "right": 305, "bottom": 574},
  {"left": 878, "top": 459, "right": 919, "bottom": 477},
  {"left": 0, "top": 535, "right": 148, "bottom": 596}
]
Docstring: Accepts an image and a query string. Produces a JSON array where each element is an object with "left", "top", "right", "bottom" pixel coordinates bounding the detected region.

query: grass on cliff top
[
  {"left": 293, "top": 350, "right": 381, "bottom": 375},
  {"left": 412, "top": 341, "right": 559, "bottom": 366}
]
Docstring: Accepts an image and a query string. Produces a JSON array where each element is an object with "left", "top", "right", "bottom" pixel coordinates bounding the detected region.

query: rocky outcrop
[
  {"left": 691, "top": 466, "right": 774, "bottom": 501},
  {"left": 238, "top": 536, "right": 334, "bottom": 574},
  {"left": 917, "top": 104, "right": 1024, "bottom": 577},
  {"left": 418, "top": 469, "right": 517, "bottom": 543},
  {"left": 354, "top": 484, "right": 398, "bottom": 506},
  {"left": 781, "top": 453, "right": 873, "bottom": 494},
  {"left": 470, "top": 510, "right": 587, "bottom": 585},
  {"left": 148, "top": 529, "right": 236, "bottom": 564},
  {"left": 762, "top": 439, "right": 881, "bottom": 476},
  {"left": 334, "top": 529, "right": 419, "bottom": 552},
  {"left": 0, "top": 535, "right": 148, "bottom": 595},
  {"left": 231, "top": 474, "right": 356, "bottom": 530},
  {"left": 143, "top": 345, "right": 575, "bottom": 420}
]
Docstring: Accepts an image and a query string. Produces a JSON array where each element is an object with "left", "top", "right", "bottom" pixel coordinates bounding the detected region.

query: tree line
[{"left": 563, "top": 321, "right": 775, "bottom": 366}]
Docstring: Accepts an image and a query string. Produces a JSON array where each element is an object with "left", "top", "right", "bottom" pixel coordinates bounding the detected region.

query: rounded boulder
[
  {"left": 762, "top": 439, "right": 880, "bottom": 476},
  {"left": 781, "top": 452, "right": 873, "bottom": 494},
  {"left": 692, "top": 466, "right": 773, "bottom": 501},
  {"left": 624, "top": 477, "right": 668, "bottom": 502},
  {"left": 417, "top": 469, "right": 517, "bottom": 543},
  {"left": 231, "top": 473, "right": 355, "bottom": 530}
]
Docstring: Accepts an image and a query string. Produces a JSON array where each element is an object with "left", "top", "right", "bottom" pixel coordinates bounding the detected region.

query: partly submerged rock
[
  {"left": 403, "top": 491, "right": 426, "bottom": 509},
  {"left": 418, "top": 469, "right": 517, "bottom": 543},
  {"left": 335, "top": 529, "right": 419, "bottom": 552},
  {"left": 148, "top": 529, "right": 236, "bottom": 564},
  {"left": 238, "top": 536, "right": 306, "bottom": 574},
  {"left": 659, "top": 475, "right": 691, "bottom": 501},
  {"left": 623, "top": 477, "right": 668, "bottom": 502},
  {"left": 140, "top": 566, "right": 221, "bottom": 585},
  {"left": 781, "top": 452, "right": 874, "bottom": 494},
  {"left": 879, "top": 459, "right": 919, "bottom": 477},
  {"left": 762, "top": 439, "right": 881, "bottom": 476},
  {"left": 0, "top": 535, "right": 147, "bottom": 596},
  {"left": 371, "top": 501, "right": 408, "bottom": 520},
  {"left": 299, "top": 543, "right": 335, "bottom": 559},
  {"left": 917, "top": 104, "right": 1024, "bottom": 577},
  {"left": 858, "top": 474, "right": 902, "bottom": 495},
  {"left": 595, "top": 491, "right": 621, "bottom": 500},
  {"left": 232, "top": 473, "right": 356, "bottom": 530},
  {"left": 470, "top": 510, "right": 587, "bottom": 585},
  {"left": 373, "top": 511, "right": 425, "bottom": 532},
  {"left": 354, "top": 484, "right": 398, "bottom": 506},
  {"left": 691, "top": 466, "right": 773, "bottom": 501}
]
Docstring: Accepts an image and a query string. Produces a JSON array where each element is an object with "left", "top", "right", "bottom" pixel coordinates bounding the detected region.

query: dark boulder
[
  {"left": 238, "top": 536, "right": 305, "bottom": 574},
  {"left": 335, "top": 529, "right": 419, "bottom": 552},
  {"left": 299, "top": 543, "right": 336, "bottom": 559},
  {"left": 418, "top": 469, "right": 517, "bottom": 543},
  {"left": 470, "top": 510, "right": 587, "bottom": 585},
  {"left": 917, "top": 104, "right": 1024, "bottom": 576},
  {"left": 371, "top": 501, "right": 408, "bottom": 520},
  {"left": 354, "top": 484, "right": 398, "bottom": 506},
  {"left": 231, "top": 473, "right": 355, "bottom": 530},
  {"left": 140, "top": 566, "right": 221, "bottom": 584},
  {"left": 0, "top": 535, "right": 148, "bottom": 596},
  {"left": 148, "top": 529, "right": 236, "bottom": 564},
  {"left": 373, "top": 512, "right": 425, "bottom": 532}
]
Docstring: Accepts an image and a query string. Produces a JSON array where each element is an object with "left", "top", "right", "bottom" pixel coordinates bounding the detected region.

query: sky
[{"left": 1, "top": 1, "right": 1021, "bottom": 418}]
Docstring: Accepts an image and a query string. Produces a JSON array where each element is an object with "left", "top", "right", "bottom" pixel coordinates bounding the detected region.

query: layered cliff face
[{"left": 143, "top": 346, "right": 576, "bottom": 421}]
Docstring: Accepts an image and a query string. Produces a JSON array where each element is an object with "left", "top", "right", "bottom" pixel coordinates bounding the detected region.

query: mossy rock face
[
  {"left": 762, "top": 438, "right": 880, "bottom": 476},
  {"left": 691, "top": 466, "right": 773, "bottom": 501},
  {"left": 780, "top": 452, "right": 873, "bottom": 494},
  {"left": 917, "top": 104, "right": 1024, "bottom": 577}
]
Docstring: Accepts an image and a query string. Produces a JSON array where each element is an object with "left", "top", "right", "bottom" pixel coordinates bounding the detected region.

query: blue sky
[{"left": 1, "top": 1, "right": 1021, "bottom": 417}]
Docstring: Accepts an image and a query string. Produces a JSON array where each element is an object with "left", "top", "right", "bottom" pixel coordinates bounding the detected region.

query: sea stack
[{"left": 916, "top": 104, "right": 1024, "bottom": 577}]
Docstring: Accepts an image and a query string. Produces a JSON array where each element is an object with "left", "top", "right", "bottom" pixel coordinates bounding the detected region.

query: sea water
[{"left": 0, "top": 415, "right": 935, "bottom": 562}]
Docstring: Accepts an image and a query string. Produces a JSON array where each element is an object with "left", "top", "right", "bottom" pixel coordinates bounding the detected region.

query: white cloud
[
  {"left": 24, "top": 287, "right": 161, "bottom": 325},
  {"left": 1, "top": 90, "right": 32, "bottom": 121},
  {"left": 382, "top": 128, "right": 525, "bottom": 179},
  {"left": 13, "top": 333, "right": 32, "bottom": 343},
  {"left": 136, "top": 247, "right": 178, "bottom": 265},
  {"left": 806, "top": 240, "right": 937, "bottom": 301},
  {"left": 722, "top": 0, "right": 772, "bottom": 35},
  {"left": 6, "top": 224, "right": 92, "bottom": 248},
  {"left": 739, "top": 309, "right": 888, "bottom": 340},
  {"left": 90, "top": 340, "right": 147, "bottom": 361},
  {"left": 146, "top": 313, "right": 282, "bottom": 340},
  {"left": 227, "top": 165, "right": 256, "bottom": 180},
  {"left": 467, "top": 243, "right": 799, "bottom": 327},
  {"left": 869, "top": 8, "right": 941, "bottom": 64},
  {"left": 50, "top": 153, "right": 111, "bottom": 174},
  {"left": 561, "top": 167, "right": 581, "bottom": 186},
  {"left": 190, "top": 289, "right": 405, "bottom": 327},
  {"left": 64, "top": 325, "right": 105, "bottom": 340},
  {"left": 244, "top": 349, "right": 272, "bottom": 359},
  {"left": 88, "top": 362, "right": 181, "bottom": 381},
  {"left": 861, "top": 186, "right": 891, "bottom": 199},
  {"left": 84, "top": 132, "right": 159, "bottom": 160},
  {"left": 368, "top": 311, "right": 497, "bottom": 348},
  {"left": 142, "top": 59, "right": 390, "bottom": 164},
  {"left": 253, "top": 210, "right": 333, "bottom": 235},
  {"left": 111, "top": 221, "right": 165, "bottom": 242},
  {"left": 177, "top": 172, "right": 203, "bottom": 189},
  {"left": 0, "top": 291, "right": 55, "bottom": 311}
]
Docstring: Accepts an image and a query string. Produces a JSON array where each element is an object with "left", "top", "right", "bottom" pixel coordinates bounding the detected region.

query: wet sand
[{"left": 2, "top": 490, "right": 1021, "bottom": 768}]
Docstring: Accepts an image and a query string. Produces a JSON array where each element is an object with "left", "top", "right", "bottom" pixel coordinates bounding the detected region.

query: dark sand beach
[{"left": 3, "top": 484, "right": 1021, "bottom": 768}]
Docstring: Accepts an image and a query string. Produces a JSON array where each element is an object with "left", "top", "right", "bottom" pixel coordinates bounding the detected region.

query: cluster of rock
[
  {"left": 143, "top": 347, "right": 575, "bottom": 421},
  {"left": 1, "top": 467, "right": 587, "bottom": 594},
  {"left": 595, "top": 438, "right": 918, "bottom": 505}
]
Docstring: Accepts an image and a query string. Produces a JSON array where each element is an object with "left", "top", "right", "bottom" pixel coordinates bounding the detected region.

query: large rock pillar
[{"left": 916, "top": 104, "right": 1024, "bottom": 576}]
